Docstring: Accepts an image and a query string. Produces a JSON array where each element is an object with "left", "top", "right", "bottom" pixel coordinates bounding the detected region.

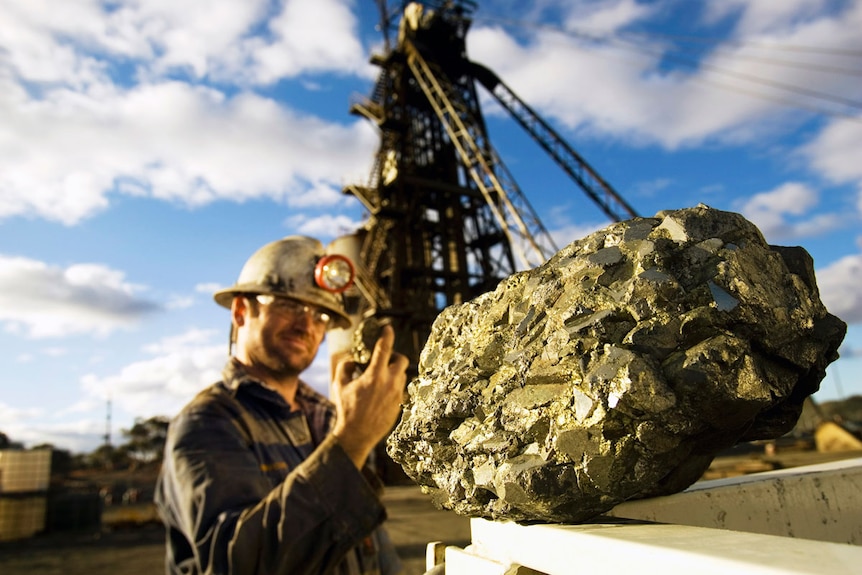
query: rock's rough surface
[{"left": 386, "top": 205, "right": 846, "bottom": 523}]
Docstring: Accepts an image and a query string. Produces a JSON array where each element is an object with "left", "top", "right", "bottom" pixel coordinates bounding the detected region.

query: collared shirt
[{"left": 155, "top": 358, "right": 402, "bottom": 575}]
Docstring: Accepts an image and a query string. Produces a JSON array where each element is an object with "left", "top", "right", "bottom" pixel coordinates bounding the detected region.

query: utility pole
[{"left": 104, "top": 398, "right": 112, "bottom": 448}]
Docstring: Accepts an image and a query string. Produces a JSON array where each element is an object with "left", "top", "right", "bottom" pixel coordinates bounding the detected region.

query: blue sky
[{"left": 1, "top": 0, "right": 861, "bottom": 453}]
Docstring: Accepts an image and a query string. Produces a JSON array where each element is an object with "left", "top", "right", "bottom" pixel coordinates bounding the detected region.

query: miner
[{"left": 155, "top": 235, "right": 408, "bottom": 574}]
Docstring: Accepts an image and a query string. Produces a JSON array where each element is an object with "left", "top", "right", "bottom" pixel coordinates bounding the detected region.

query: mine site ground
[
  {"left": 1, "top": 448, "right": 859, "bottom": 575},
  {"left": 0, "top": 484, "right": 471, "bottom": 575}
]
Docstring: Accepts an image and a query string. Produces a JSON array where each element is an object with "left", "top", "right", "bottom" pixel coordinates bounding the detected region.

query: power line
[
  {"left": 472, "top": 14, "right": 862, "bottom": 119},
  {"left": 643, "top": 41, "right": 862, "bottom": 112},
  {"left": 688, "top": 51, "right": 862, "bottom": 79},
  {"left": 600, "top": 28, "right": 862, "bottom": 59},
  {"left": 692, "top": 74, "right": 862, "bottom": 123},
  {"left": 474, "top": 15, "right": 862, "bottom": 58}
]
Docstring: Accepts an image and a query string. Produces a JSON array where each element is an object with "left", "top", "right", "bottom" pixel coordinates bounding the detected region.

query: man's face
[{"left": 236, "top": 295, "right": 329, "bottom": 378}]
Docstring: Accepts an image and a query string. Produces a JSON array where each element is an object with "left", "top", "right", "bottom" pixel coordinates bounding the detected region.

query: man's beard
[{"left": 257, "top": 329, "right": 318, "bottom": 378}]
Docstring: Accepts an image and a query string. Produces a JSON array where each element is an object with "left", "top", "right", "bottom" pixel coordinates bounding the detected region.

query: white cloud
[
  {"left": 289, "top": 183, "right": 348, "bottom": 208},
  {"left": 737, "top": 182, "right": 842, "bottom": 241},
  {"left": 0, "top": 80, "right": 378, "bottom": 224},
  {"left": 0, "top": 0, "right": 379, "bottom": 226},
  {"left": 0, "top": 402, "right": 56, "bottom": 448},
  {"left": 142, "top": 327, "right": 222, "bottom": 355},
  {"left": 285, "top": 213, "right": 365, "bottom": 239},
  {"left": 704, "top": 0, "right": 837, "bottom": 35},
  {"left": 10, "top": 342, "right": 323, "bottom": 452},
  {"left": 0, "top": 0, "right": 370, "bottom": 86},
  {"left": 249, "top": 0, "right": 374, "bottom": 83},
  {"left": 75, "top": 325, "right": 329, "bottom": 428},
  {"left": 0, "top": 1, "right": 117, "bottom": 87},
  {"left": 0, "top": 254, "right": 160, "bottom": 338},
  {"left": 541, "top": 198, "right": 611, "bottom": 249},
  {"left": 43, "top": 347, "right": 68, "bottom": 357},
  {"left": 2, "top": 415, "right": 110, "bottom": 453},
  {"left": 137, "top": 0, "right": 271, "bottom": 80},
  {"left": 467, "top": 1, "right": 862, "bottom": 148},
  {"left": 801, "top": 116, "right": 862, "bottom": 199},
  {"left": 82, "top": 329, "right": 226, "bottom": 419},
  {"left": 817, "top": 253, "right": 862, "bottom": 324},
  {"left": 15, "top": 347, "right": 69, "bottom": 363},
  {"left": 165, "top": 295, "right": 196, "bottom": 310},
  {"left": 3, "top": 389, "right": 171, "bottom": 452},
  {"left": 0, "top": 402, "right": 43, "bottom": 426},
  {"left": 563, "top": 0, "right": 656, "bottom": 33},
  {"left": 68, "top": 327, "right": 333, "bottom": 451},
  {"left": 743, "top": 181, "right": 817, "bottom": 214},
  {"left": 195, "top": 282, "right": 223, "bottom": 294},
  {"left": 632, "top": 178, "right": 673, "bottom": 199}
]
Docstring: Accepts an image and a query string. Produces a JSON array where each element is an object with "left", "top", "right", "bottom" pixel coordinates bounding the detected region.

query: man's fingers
[
  {"left": 366, "top": 324, "right": 395, "bottom": 372},
  {"left": 332, "top": 355, "right": 357, "bottom": 389},
  {"left": 389, "top": 351, "right": 409, "bottom": 373}
]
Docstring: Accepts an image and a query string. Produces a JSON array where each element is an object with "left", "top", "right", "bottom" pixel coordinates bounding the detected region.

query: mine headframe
[{"left": 343, "top": 0, "right": 638, "bottom": 366}]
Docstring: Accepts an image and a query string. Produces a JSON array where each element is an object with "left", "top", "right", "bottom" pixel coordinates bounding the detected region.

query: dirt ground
[
  {"left": 5, "top": 450, "right": 856, "bottom": 574},
  {"left": 0, "top": 485, "right": 471, "bottom": 575}
]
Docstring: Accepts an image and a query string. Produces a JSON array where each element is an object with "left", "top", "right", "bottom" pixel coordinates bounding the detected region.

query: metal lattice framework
[{"left": 343, "top": 0, "right": 638, "bottom": 366}]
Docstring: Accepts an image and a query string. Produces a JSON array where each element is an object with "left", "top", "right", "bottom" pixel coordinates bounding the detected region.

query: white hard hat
[{"left": 214, "top": 236, "right": 355, "bottom": 330}]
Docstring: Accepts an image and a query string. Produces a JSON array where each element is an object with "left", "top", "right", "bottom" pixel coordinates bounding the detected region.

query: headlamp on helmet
[{"left": 314, "top": 254, "right": 355, "bottom": 293}]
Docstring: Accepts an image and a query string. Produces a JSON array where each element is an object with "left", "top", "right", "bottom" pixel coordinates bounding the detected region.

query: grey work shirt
[{"left": 155, "top": 358, "right": 401, "bottom": 575}]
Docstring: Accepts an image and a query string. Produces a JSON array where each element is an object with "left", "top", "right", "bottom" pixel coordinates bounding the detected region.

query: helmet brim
[{"left": 213, "top": 285, "right": 353, "bottom": 331}]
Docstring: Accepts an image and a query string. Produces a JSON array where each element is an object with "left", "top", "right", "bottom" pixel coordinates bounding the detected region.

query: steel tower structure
[{"left": 343, "top": 0, "right": 638, "bottom": 369}]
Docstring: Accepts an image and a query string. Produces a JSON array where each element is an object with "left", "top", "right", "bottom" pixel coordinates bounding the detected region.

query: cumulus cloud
[
  {"left": 0, "top": 402, "right": 55, "bottom": 449},
  {"left": 541, "top": 200, "right": 610, "bottom": 249},
  {"left": 818, "top": 253, "right": 862, "bottom": 324},
  {"left": 1, "top": 410, "right": 114, "bottom": 454},
  {"left": 81, "top": 328, "right": 226, "bottom": 419},
  {"left": 0, "top": 254, "right": 160, "bottom": 338},
  {"left": 736, "top": 182, "right": 843, "bottom": 241},
  {"left": 79, "top": 326, "right": 333, "bottom": 426},
  {"left": 801, "top": 116, "right": 862, "bottom": 197},
  {"left": 248, "top": 0, "right": 374, "bottom": 83},
  {"left": 195, "top": 282, "right": 224, "bottom": 294},
  {"left": 0, "top": 0, "right": 371, "bottom": 86},
  {"left": 0, "top": 402, "right": 43, "bottom": 427},
  {"left": 703, "top": 0, "right": 841, "bottom": 35},
  {"left": 562, "top": 0, "right": 656, "bottom": 34},
  {"left": 0, "top": 0, "right": 378, "bottom": 225},
  {"left": 142, "top": 327, "right": 222, "bottom": 355},
  {"left": 0, "top": 79, "right": 378, "bottom": 224},
  {"left": 467, "top": 0, "right": 862, "bottom": 148},
  {"left": 165, "top": 295, "right": 196, "bottom": 310},
  {"left": 6, "top": 329, "right": 231, "bottom": 450},
  {"left": 631, "top": 178, "right": 674, "bottom": 199},
  {"left": 284, "top": 213, "right": 365, "bottom": 239},
  {"left": 289, "top": 183, "right": 350, "bottom": 208}
]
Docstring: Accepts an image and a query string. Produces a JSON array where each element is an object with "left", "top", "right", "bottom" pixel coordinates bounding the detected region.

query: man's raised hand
[{"left": 331, "top": 325, "right": 409, "bottom": 469}]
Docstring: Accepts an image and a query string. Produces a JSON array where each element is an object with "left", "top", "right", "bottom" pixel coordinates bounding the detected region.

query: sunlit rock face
[{"left": 386, "top": 205, "right": 846, "bottom": 523}]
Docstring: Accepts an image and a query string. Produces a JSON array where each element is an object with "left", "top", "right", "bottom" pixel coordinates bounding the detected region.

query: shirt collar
[{"left": 221, "top": 357, "right": 330, "bottom": 411}]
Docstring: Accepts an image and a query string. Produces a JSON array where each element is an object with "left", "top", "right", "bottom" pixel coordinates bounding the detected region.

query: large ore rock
[{"left": 386, "top": 205, "right": 846, "bottom": 523}]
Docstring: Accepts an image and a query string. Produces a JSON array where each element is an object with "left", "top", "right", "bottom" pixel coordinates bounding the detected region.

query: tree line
[{"left": 0, "top": 416, "right": 170, "bottom": 472}]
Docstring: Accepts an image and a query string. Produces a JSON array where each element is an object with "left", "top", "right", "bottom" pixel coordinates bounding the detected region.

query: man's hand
[{"left": 331, "top": 324, "right": 409, "bottom": 469}]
